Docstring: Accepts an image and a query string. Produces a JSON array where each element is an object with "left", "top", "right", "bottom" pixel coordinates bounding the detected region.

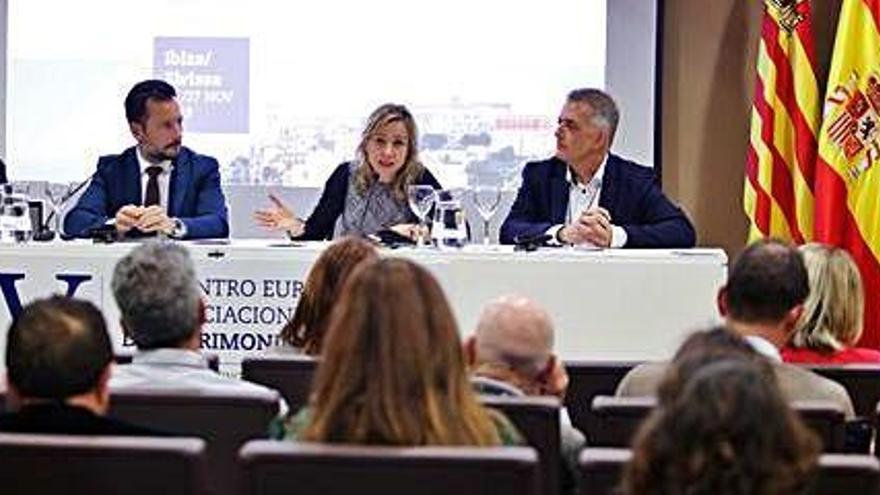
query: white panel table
[{"left": 0, "top": 241, "right": 727, "bottom": 373}]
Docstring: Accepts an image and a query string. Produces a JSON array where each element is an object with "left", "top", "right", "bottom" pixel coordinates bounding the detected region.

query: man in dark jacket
[
  {"left": 0, "top": 296, "right": 155, "bottom": 435},
  {"left": 500, "top": 88, "right": 695, "bottom": 248}
]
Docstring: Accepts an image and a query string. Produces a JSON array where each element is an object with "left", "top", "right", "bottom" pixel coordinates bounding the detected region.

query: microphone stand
[{"left": 33, "top": 174, "right": 96, "bottom": 242}]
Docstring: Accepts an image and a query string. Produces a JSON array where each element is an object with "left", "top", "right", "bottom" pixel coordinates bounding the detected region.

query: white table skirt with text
[{"left": 0, "top": 241, "right": 728, "bottom": 373}]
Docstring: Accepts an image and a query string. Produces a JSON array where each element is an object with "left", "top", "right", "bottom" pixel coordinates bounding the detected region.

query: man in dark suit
[
  {"left": 64, "top": 79, "right": 229, "bottom": 239},
  {"left": 616, "top": 240, "right": 855, "bottom": 418},
  {"left": 0, "top": 158, "right": 7, "bottom": 184},
  {"left": 0, "top": 296, "right": 156, "bottom": 435},
  {"left": 500, "top": 88, "right": 695, "bottom": 248}
]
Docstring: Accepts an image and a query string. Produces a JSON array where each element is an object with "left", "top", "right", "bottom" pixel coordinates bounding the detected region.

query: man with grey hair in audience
[
  {"left": 109, "top": 241, "right": 284, "bottom": 411},
  {"left": 465, "top": 294, "right": 585, "bottom": 494}
]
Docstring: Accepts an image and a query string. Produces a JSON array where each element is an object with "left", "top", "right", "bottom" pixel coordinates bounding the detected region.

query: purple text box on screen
[{"left": 153, "top": 37, "right": 249, "bottom": 133}]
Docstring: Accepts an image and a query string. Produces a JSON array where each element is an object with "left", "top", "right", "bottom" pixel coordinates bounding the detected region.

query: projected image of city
[
  {"left": 6, "top": 0, "right": 606, "bottom": 191},
  {"left": 223, "top": 101, "right": 554, "bottom": 190}
]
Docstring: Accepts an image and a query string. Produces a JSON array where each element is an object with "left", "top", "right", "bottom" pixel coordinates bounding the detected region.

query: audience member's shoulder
[
  {"left": 98, "top": 415, "right": 173, "bottom": 437},
  {"left": 234, "top": 375, "right": 284, "bottom": 399},
  {"left": 271, "top": 406, "right": 311, "bottom": 441},
  {"left": 485, "top": 408, "right": 525, "bottom": 446},
  {"left": 616, "top": 361, "right": 668, "bottom": 397},
  {"left": 844, "top": 347, "right": 880, "bottom": 363},
  {"left": 774, "top": 362, "right": 855, "bottom": 418}
]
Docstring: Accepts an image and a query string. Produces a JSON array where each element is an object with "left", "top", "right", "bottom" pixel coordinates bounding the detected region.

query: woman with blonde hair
[
  {"left": 782, "top": 243, "right": 880, "bottom": 363},
  {"left": 277, "top": 257, "right": 521, "bottom": 446},
  {"left": 254, "top": 103, "right": 441, "bottom": 242},
  {"left": 278, "top": 236, "right": 377, "bottom": 355}
]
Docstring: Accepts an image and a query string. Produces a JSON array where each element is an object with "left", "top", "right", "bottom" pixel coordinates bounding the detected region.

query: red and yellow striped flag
[
  {"left": 815, "top": 0, "right": 880, "bottom": 348},
  {"left": 744, "top": 0, "right": 819, "bottom": 243}
]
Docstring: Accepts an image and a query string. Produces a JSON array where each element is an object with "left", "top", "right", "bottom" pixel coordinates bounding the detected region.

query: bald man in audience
[
  {"left": 465, "top": 295, "right": 585, "bottom": 494},
  {"left": 109, "top": 241, "right": 286, "bottom": 414},
  {"left": 0, "top": 296, "right": 156, "bottom": 435},
  {"left": 617, "top": 239, "right": 855, "bottom": 418}
]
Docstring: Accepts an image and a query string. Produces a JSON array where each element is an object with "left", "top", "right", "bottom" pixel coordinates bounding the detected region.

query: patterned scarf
[{"left": 334, "top": 163, "right": 414, "bottom": 237}]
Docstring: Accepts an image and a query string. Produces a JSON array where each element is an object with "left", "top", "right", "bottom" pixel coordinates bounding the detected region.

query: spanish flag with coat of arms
[{"left": 815, "top": 0, "right": 880, "bottom": 348}]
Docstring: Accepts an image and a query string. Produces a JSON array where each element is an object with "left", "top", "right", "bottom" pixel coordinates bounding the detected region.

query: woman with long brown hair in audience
[
  {"left": 277, "top": 257, "right": 521, "bottom": 445},
  {"left": 782, "top": 243, "right": 880, "bottom": 363},
  {"left": 622, "top": 357, "right": 820, "bottom": 495},
  {"left": 277, "top": 236, "right": 377, "bottom": 355}
]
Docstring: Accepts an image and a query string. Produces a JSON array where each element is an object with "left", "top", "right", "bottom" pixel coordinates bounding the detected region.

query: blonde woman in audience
[
  {"left": 622, "top": 358, "right": 820, "bottom": 495},
  {"left": 277, "top": 236, "right": 377, "bottom": 355},
  {"left": 782, "top": 243, "right": 880, "bottom": 363},
  {"left": 276, "top": 257, "right": 521, "bottom": 445}
]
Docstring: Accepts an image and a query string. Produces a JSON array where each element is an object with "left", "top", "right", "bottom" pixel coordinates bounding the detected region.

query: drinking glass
[
  {"left": 407, "top": 185, "right": 436, "bottom": 247},
  {"left": 472, "top": 185, "right": 502, "bottom": 245},
  {"left": 432, "top": 189, "right": 467, "bottom": 249},
  {"left": 0, "top": 182, "right": 32, "bottom": 243}
]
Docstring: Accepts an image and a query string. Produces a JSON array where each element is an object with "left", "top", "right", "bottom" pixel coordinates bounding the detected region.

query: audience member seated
[
  {"left": 274, "top": 258, "right": 522, "bottom": 446},
  {"left": 651, "top": 326, "right": 768, "bottom": 404},
  {"left": 616, "top": 239, "right": 855, "bottom": 418},
  {"left": 1, "top": 296, "right": 157, "bottom": 435},
  {"left": 621, "top": 358, "right": 820, "bottom": 495},
  {"left": 109, "top": 242, "right": 286, "bottom": 412},
  {"left": 275, "top": 236, "right": 377, "bottom": 355},
  {"left": 465, "top": 294, "right": 585, "bottom": 493},
  {"left": 782, "top": 243, "right": 880, "bottom": 364}
]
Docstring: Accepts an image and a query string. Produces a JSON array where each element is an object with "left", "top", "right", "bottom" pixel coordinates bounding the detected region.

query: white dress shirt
[
  {"left": 546, "top": 155, "right": 628, "bottom": 247},
  {"left": 136, "top": 148, "right": 173, "bottom": 211},
  {"left": 109, "top": 348, "right": 288, "bottom": 415},
  {"left": 744, "top": 335, "right": 783, "bottom": 362},
  {"left": 135, "top": 148, "right": 188, "bottom": 237}
]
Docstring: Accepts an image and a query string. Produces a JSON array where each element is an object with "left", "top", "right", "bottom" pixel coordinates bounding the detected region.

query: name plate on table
[{"left": 0, "top": 241, "right": 727, "bottom": 376}]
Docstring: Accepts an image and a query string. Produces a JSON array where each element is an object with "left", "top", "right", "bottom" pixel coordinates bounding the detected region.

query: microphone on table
[
  {"left": 33, "top": 166, "right": 103, "bottom": 242},
  {"left": 513, "top": 233, "right": 552, "bottom": 252}
]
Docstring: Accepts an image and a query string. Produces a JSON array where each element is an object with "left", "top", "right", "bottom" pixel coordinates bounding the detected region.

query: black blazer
[
  {"left": 500, "top": 154, "right": 696, "bottom": 248},
  {"left": 0, "top": 158, "right": 7, "bottom": 184},
  {"left": 0, "top": 403, "right": 162, "bottom": 436},
  {"left": 296, "top": 162, "right": 443, "bottom": 240}
]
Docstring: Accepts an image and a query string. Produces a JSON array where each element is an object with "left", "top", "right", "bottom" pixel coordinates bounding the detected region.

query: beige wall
[{"left": 661, "top": 0, "right": 840, "bottom": 258}]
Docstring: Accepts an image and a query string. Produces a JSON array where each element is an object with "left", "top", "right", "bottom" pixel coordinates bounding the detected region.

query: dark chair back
[
  {"left": 591, "top": 395, "right": 847, "bottom": 451},
  {"left": 109, "top": 390, "right": 279, "bottom": 495},
  {"left": 564, "top": 361, "right": 641, "bottom": 441},
  {"left": 481, "top": 395, "right": 561, "bottom": 495},
  {"left": 241, "top": 355, "right": 318, "bottom": 413},
  {"left": 589, "top": 396, "right": 656, "bottom": 447},
  {"left": 806, "top": 454, "right": 880, "bottom": 495},
  {"left": 792, "top": 400, "right": 847, "bottom": 452},
  {"left": 239, "top": 440, "right": 540, "bottom": 495},
  {"left": 579, "top": 449, "right": 880, "bottom": 495},
  {"left": 808, "top": 364, "right": 880, "bottom": 418},
  {"left": 578, "top": 447, "right": 630, "bottom": 495},
  {"left": 0, "top": 433, "right": 206, "bottom": 495}
]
